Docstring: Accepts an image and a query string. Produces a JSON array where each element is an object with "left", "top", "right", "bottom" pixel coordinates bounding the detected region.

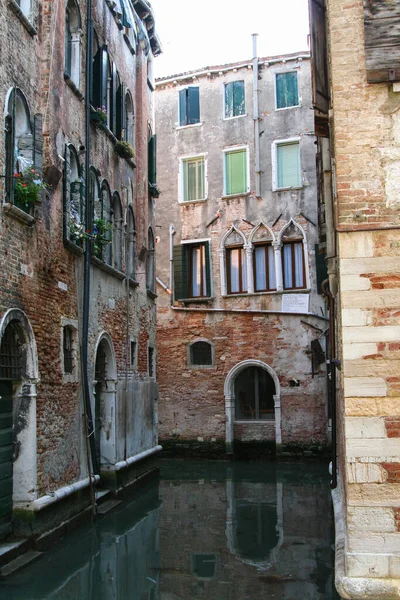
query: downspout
[
  {"left": 169, "top": 224, "right": 175, "bottom": 306},
  {"left": 322, "top": 279, "right": 337, "bottom": 489},
  {"left": 124, "top": 208, "right": 129, "bottom": 461},
  {"left": 252, "top": 33, "right": 261, "bottom": 198},
  {"left": 82, "top": 0, "right": 98, "bottom": 481}
]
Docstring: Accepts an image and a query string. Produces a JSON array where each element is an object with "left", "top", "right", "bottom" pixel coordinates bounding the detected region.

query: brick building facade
[
  {"left": 155, "top": 49, "right": 330, "bottom": 455},
  {"left": 0, "top": 0, "right": 160, "bottom": 541},
  {"left": 310, "top": 0, "right": 400, "bottom": 597}
]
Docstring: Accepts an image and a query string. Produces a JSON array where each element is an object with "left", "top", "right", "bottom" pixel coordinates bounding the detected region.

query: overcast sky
[{"left": 150, "top": 0, "right": 310, "bottom": 78}]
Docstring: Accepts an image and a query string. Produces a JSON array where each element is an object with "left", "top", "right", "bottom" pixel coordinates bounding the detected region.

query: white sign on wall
[{"left": 282, "top": 294, "right": 309, "bottom": 313}]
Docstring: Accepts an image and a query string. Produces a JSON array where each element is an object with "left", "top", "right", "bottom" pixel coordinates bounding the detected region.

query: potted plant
[
  {"left": 92, "top": 217, "right": 112, "bottom": 258},
  {"left": 114, "top": 140, "right": 135, "bottom": 160},
  {"left": 13, "top": 168, "right": 47, "bottom": 210},
  {"left": 90, "top": 106, "right": 107, "bottom": 125}
]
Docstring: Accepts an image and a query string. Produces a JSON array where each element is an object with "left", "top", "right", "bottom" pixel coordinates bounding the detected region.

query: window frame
[
  {"left": 148, "top": 345, "right": 156, "bottom": 378},
  {"left": 223, "top": 146, "right": 250, "bottom": 197},
  {"left": 177, "top": 86, "right": 200, "bottom": 127},
  {"left": 281, "top": 239, "right": 306, "bottom": 291},
  {"left": 174, "top": 239, "right": 212, "bottom": 301},
  {"left": 274, "top": 71, "right": 300, "bottom": 110},
  {"left": 253, "top": 242, "right": 277, "bottom": 293},
  {"left": 179, "top": 154, "right": 207, "bottom": 203},
  {"left": 64, "top": 0, "right": 82, "bottom": 89},
  {"left": 226, "top": 245, "right": 248, "bottom": 295},
  {"left": 224, "top": 80, "right": 246, "bottom": 120},
  {"left": 271, "top": 138, "right": 302, "bottom": 191}
]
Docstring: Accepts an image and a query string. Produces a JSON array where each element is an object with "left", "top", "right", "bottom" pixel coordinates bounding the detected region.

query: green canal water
[{"left": 0, "top": 460, "right": 340, "bottom": 600}]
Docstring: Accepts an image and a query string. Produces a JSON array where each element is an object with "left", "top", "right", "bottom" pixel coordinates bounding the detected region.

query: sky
[{"left": 150, "top": 0, "right": 310, "bottom": 79}]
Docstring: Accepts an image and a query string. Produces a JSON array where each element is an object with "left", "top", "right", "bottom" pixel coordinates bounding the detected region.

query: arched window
[
  {"left": 93, "top": 180, "right": 111, "bottom": 261},
  {"left": 188, "top": 340, "right": 213, "bottom": 367},
  {"left": 64, "top": 144, "right": 85, "bottom": 244},
  {"left": 251, "top": 224, "right": 276, "bottom": 292},
  {"left": 91, "top": 42, "right": 108, "bottom": 120},
  {"left": 235, "top": 366, "right": 275, "bottom": 421},
  {"left": 224, "top": 229, "right": 247, "bottom": 295},
  {"left": 65, "top": 0, "right": 82, "bottom": 88},
  {"left": 280, "top": 222, "right": 306, "bottom": 290},
  {"left": 125, "top": 91, "right": 134, "bottom": 147},
  {"left": 4, "top": 89, "right": 42, "bottom": 212},
  {"left": 146, "top": 228, "right": 155, "bottom": 292},
  {"left": 127, "top": 207, "right": 136, "bottom": 280},
  {"left": 112, "top": 192, "right": 123, "bottom": 271}
]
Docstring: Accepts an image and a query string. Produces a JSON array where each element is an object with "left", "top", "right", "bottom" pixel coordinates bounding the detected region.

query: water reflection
[{"left": 0, "top": 460, "right": 339, "bottom": 600}]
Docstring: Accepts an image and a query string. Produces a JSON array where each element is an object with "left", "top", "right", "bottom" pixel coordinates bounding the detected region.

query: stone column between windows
[
  {"left": 245, "top": 243, "right": 254, "bottom": 294},
  {"left": 272, "top": 241, "right": 283, "bottom": 292},
  {"left": 71, "top": 31, "right": 82, "bottom": 86},
  {"left": 225, "top": 394, "right": 235, "bottom": 454}
]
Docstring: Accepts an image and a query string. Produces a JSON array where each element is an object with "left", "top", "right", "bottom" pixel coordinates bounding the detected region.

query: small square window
[
  {"left": 189, "top": 341, "right": 213, "bottom": 366},
  {"left": 224, "top": 149, "right": 248, "bottom": 196},
  {"left": 224, "top": 81, "right": 245, "bottom": 118},
  {"left": 276, "top": 72, "right": 299, "bottom": 109}
]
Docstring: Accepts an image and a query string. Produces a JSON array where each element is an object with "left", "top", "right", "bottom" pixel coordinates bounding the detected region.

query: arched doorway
[
  {"left": 0, "top": 309, "right": 38, "bottom": 539},
  {"left": 93, "top": 335, "right": 117, "bottom": 474},
  {"left": 224, "top": 360, "right": 281, "bottom": 454}
]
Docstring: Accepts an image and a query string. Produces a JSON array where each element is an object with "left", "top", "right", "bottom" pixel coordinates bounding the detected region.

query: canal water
[{"left": 0, "top": 459, "right": 340, "bottom": 600}]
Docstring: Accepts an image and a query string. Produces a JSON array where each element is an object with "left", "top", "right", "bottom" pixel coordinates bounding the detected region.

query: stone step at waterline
[
  {"left": 0, "top": 550, "right": 42, "bottom": 578},
  {"left": 0, "top": 539, "right": 31, "bottom": 567},
  {"left": 96, "top": 499, "right": 121, "bottom": 516}
]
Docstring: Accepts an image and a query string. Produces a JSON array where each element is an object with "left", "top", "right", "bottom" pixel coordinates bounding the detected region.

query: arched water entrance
[
  {"left": 224, "top": 360, "right": 281, "bottom": 454},
  {"left": 0, "top": 309, "right": 38, "bottom": 539},
  {"left": 93, "top": 334, "right": 117, "bottom": 474}
]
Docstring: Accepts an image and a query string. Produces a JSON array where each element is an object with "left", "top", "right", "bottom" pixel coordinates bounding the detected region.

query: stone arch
[
  {"left": 248, "top": 220, "right": 276, "bottom": 244},
  {"left": 224, "top": 360, "right": 281, "bottom": 454},
  {"left": 0, "top": 309, "right": 38, "bottom": 509},
  {"left": 93, "top": 332, "right": 117, "bottom": 473},
  {"left": 277, "top": 217, "right": 306, "bottom": 244}
]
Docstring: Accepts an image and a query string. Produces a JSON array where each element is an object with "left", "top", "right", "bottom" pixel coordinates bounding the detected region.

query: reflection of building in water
[{"left": 159, "top": 462, "right": 336, "bottom": 600}]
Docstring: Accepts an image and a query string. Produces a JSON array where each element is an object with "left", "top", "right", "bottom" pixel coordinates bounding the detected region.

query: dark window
[
  {"left": 173, "top": 242, "right": 211, "bottom": 300},
  {"left": 91, "top": 44, "right": 108, "bottom": 117},
  {"left": 179, "top": 87, "right": 200, "bottom": 126},
  {"left": 63, "top": 327, "right": 74, "bottom": 374},
  {"left": 253, "top": 244, "right": 276, "bottom": 292},
  {"left": 192, "top": 554, "right": 216, "bottom": 579},
  {"left": 276, "top": 72, "right": 299, "bottom": 109},
  {"left": 226, "top": 246, "right": 247, "bottom": 294},
  {"left": 190, "top": 341, "right": 213, "bottom": 366},
  {"left": 225, "top": 81, "right": 245, "bottom": 118},
  {"left": 64, "top": 144, "right": 85, "bottom": 245},
  {"left": 282, "top": 241, "right": 305, "bottom": 289},
  {"left": 148, "top": 133, "right": 157, "bottom": 187},
  {"left": 0, "top": 322, "right": 23, "bottom": 381},
  {"left": 148, "top": 347, "right": 155, "bottom": 377},
  {"left": 112, "top": 193, "right": 122, "bottom": 271},
  {"left": 235, "top": 367, "right": 275, "bottom": 421},
  {"left": 146, "top": 228, "right": 155, "bottom": 292},
  {"left": 130, "top": 341, "right": 136, "bottom": 367},
  {"left": 127, "top": 207, "right": 136, "bottom": 280}
]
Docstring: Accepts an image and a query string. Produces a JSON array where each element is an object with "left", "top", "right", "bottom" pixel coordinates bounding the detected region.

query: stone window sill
[
  {"left": 91, "top": 116, "right": 137, "bottom": 168},
  {"left": 128, "top": 278, "right": 139, "bottom": 288},
  {"left": 178, "top": 297, "right": 214, "bottom": 305},
  {"left": 176, "top": 122, "right": 204, "bottom": 131},
  {"left": 91, "top": 256, "right": 125, "bottom": 280},
  {"left": 235, "top": 420, "right": 275, "bottom": 424},
  {"left": 64, "top": 73, "right": 84, "bottom": 101},
  {"left": 221, "top": 192, "right": 250, "bottom": 200},
  {"left": 8, "top": 0, "right": 37, "bottom": 35},
  {"left": 64, "top": 239, "right": 84, "bottom": 256},
  {"left": 222, "top": 289, "right": 310, "bottom": 298},
  {"left": 147, "top": 289, "right": 157, "bottom": 300},
  {"left": 3, "top": 202, "right": 35, "bottom": 225}
]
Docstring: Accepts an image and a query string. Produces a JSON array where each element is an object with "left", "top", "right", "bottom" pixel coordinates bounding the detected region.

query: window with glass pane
[
  {"left": 190, "top": 341, "right": 213, "bottom": 366},
  {"left": 188, "top": 244, "right": 207, "bottom": 297},
  {"left": 227, "top": 246, "right": 247, "bottom": 294},
  {"left": 179, "top": 87, "right": 200, "bottom": 126},
  {"left": 276, "top": 72, "right": 299, "bottom": 109},
  {"left": 276, "top": 142, "right": 301, "bottom": 189},
  {"left": 225, "top": 81, "right": 245, "bottom": 118},
  {"left": 225, "top": 149, "right": 247, "bottom": 195},
  {"left": 235, "top": 367, "right": 275, "bottom": 420},
  {"left": 282, "top": 241, "right": 305, "bottom": 289},
  {"left": 183, "top": 157, "right": 205, "bottom": 202},
  {"left": 254, "top": 244, "right": 276, "bottom": 292}
]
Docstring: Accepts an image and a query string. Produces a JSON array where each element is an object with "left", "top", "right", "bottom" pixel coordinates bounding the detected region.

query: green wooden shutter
[
  {"left": 277, "top": 143, "right": 300, "bottom": 188},
  {"left": 179, "top": 89, "right": 187, "bottom": 126},
  {"left": 205, "top": 241, "right": 211, "bottom": 297},
  {"left": 233, "top": 81, "right": 245, "bottom": 116},
  {"left": 148, "top": 134, "right": 157, "bottom": 185},
  {"left": 5, "top": 89, "right": 15, "bottom": 204},
  {"left": 92, "top": 49, "right": 102, "bottom": 106},
  {"left": 188, "top": 87, "right": 199, "bottom": 124},
  {"left": 63, "top": 144, "right": 71, "bottom": 240},
  {"left": 111, "top": 64, "right": 117, "bottom": 135},
  {"left": 315, "top": 244, "right": 328, "bottom": 294},
  {"left": 33, "top": 114, "right": 43, "bottom": 177},
  {"left": 225, "top": 82, "right": 233, "bottom": 118},
  {"left": 225, "top": 150, "right": 247, "bottom": 195},
  {"left": 173, "top": 244, "right": 187, "bottom": 300},
  {"left": 116, "top": 83, "right": 125, "bottom": 140},
  {"left": 276, "top": 73, "right": 299, "bottom": 109}
]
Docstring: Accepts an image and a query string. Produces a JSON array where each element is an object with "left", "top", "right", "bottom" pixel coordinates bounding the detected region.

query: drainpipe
[
  {"left": 169, "top": 224, "right": 175, "bottom": 305},
  {"left": 252, "top": 33, "right": 261, "bottom": 198},
  {"left": 124, "top": 208, "right": 129, "bottom": 461},
  {"left": 82, "top": 0, "right": 98, "bottom": 481},
  {"left": 322, "top": 279, "right": 337, "bottom": 489}
]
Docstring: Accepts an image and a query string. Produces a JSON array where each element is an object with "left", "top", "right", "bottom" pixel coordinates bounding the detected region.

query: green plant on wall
[{"left": 14, "top": 169, "right": 47, "bottom": 209}]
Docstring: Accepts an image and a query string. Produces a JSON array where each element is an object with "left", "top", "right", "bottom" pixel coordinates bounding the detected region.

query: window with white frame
[
  {"left": 224, "top": 80, "right": 245, "bottom": 118},
  {"left": 224, "top": 148, "right": 248, "bottom": 196},
  {"left": 273, "top": 140, "right": 301, "bottom": 190},
  {"left": 275, "top": 72, "right": 299, "bottom": 109},
  {"left": 65, "top": 0, "right": 82, "bottom": 88},
  {"left": 281, "top": 222, "right": 306, "bottom": 290},
  {"left": 224, "top": 229, "right": 247, "bottom": 295},
  {"left": 181, "top": 156, "right": 206, "bottom": 202}
]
